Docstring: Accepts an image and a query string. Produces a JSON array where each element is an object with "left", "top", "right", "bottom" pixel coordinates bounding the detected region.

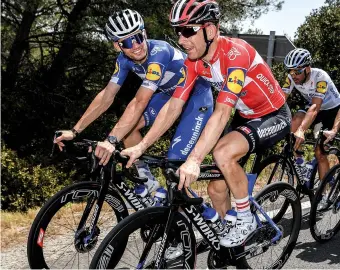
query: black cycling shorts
[
  {"left": 229, "top": 103, "right": 292, "bottom": 154},
  {"left": 300, "top": 104, "right": 340, "bottom": 131}
]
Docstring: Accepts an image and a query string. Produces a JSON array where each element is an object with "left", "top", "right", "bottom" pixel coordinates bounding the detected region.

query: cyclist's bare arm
[
  {"left": 331, "top": 108, "right": 340, "bottom": 132},
  {"left": 187, "top": 103, "right": 232, "bottom": 163},
  {"left": 140, "top": 97, "right": 185, "bottom": 150},
  {"left": 74, "top": 82, "right": 120, "bottom": 133},
  {"left": 109, "top": 86, "right": 154, "bottom": 141},
  {"left": 298, "top": 99, "right": 322, "bottom": 132},
  {"left": 324, "top": 108, "right": 340, "bottom": 143},
  {"left": 54, "top": 82, "right": 120, "bottom": 146}
]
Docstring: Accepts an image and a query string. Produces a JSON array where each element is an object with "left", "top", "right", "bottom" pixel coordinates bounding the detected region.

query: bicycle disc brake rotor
[{"left": 74, "top": 226, "right": 100, "bottom": 253}]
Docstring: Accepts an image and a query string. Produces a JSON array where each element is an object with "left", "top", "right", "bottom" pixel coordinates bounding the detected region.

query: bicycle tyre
[
  {"left": 89, "top": 206, "right": 196, "bottom": 269},
  {"left": 27, "top": 181, "right": 129, "bottom": 269},
  {"left": 310, "top": 164, "right": 340, "bottom": 242},
  {"left": 237, "top": 182, "right": 301, "bottom": 269}
]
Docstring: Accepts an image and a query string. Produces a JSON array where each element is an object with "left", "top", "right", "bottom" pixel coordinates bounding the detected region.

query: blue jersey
[{"left": 110, "top": 39, "right": 205, "bottom": 96}]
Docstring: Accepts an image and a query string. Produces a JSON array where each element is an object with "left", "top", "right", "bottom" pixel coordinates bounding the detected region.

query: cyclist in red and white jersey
[{"left": 121, "top": 0, "right": 291, "bottom": 247}]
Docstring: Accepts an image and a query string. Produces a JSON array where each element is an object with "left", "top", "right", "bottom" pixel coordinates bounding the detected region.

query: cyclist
[
  {"left": 282, "top": 48, "right": 340, "bottom": 209},
  {"left": 54, "top": 9, "right": 213, "bottom": 193},
  {"left": 121, "top": 0, "right": 291, "bottom": 247}
]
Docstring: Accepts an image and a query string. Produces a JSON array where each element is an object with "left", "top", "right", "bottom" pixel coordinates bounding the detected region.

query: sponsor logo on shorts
[
  {"left": 226, "top": 68, "right": 246, "bottom": 94},
  {"left": 146, "top": 63, "right": 162, "bottom": 81},
  {"left": 149, "top": 107, "right": 156, "bottom": 116},
  {"left": 316, "top": 81, "right": 327, "bottom": 94},
  {"left": 172, "top": 136, "right": 182, "bottom": 149},
  {"left": 257, "top": 119, "right": 288, "bottom": 138},
  {"left": 180, "top": 116, "right": 204, "bottom": 156}
]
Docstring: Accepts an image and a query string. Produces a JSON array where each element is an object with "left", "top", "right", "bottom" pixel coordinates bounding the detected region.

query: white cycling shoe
[{"left": 220, "top": 215, "right": 257, "bottom": 247}]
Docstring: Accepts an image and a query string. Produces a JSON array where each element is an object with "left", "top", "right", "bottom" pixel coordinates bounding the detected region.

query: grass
[{"left": 1, "top": 208, "right": 39, "bottom": 250}]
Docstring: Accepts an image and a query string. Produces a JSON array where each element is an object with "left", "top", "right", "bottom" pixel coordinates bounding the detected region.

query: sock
[{"left": 235, "top": 196, "right": 252, "bottom": 219}]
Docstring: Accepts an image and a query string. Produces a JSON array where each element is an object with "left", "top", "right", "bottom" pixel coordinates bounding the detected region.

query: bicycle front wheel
[
  {"left": 310, "top": 164, "right": 340, "bottom": 242},
  {"left": 237, "top": 182, "right": 301, "bottom": 269},
  {"left": 89, "top": 206, "right": 196, "bottom": 269},
  {"left": 27, "top": 181, "right": 128, "bottom": 269}
]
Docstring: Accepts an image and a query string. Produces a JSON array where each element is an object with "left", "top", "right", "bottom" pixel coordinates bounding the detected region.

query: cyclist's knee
[
  {"left": 315, "top": 147, "right": 327, "bottom": 162},
  {"left": 207, "top": 181, "right": 227, "bottom": 199}
]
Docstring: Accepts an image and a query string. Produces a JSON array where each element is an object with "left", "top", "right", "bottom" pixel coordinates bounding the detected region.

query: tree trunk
[
  {"left": 41, "top": 0, "right": 91, "bottom": 91},
  {"left": 3, "top": 1, "right": 39, "bottom": 91}
]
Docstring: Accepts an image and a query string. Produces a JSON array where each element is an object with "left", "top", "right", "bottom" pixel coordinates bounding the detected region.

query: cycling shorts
[
  {"left": 229, "top": 103, "right": 292, "bottom": 153},
  {"left": 143, "top": 77, "right": 214, "bottom": 159},
  {"left": 299, "top": 104, "right": 340, "bottom": 131}
]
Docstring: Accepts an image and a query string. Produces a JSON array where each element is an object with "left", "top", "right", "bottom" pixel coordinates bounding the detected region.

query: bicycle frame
[{"left": 139, "top": 173, "right": 283, "bottom": 269}]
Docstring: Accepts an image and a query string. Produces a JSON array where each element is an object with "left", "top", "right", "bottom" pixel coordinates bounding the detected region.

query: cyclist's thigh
[
  {"left": 167, "top": 80, "right": 213, "bottom": 159},
  {"left": 234, "top": 104, "right": 292, "bottom": 154},
  {"left": 143, "top": 92, "right": 171, "bottom": 127}
]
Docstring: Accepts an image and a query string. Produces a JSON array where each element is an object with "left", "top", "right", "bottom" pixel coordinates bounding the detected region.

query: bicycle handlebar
[{"left": 165, "top": 168, "right": 203, "bottom": 206}]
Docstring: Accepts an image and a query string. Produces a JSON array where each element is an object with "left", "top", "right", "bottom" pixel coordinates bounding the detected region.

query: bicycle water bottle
[
  {"left": 134, "top": 184, "right": 155, "bottom": 207},
  {"left": 304, "top": 157, "right": 317, "bottom": 186},
  {"left": 202, "top": 207, "right": 225, "bottom": 234},
  {"left": 154, "top": 187, "right": 167, "bottom": 206}
]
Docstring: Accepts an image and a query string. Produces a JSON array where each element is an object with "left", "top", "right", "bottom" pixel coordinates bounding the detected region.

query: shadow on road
[{"left": 294, "top": 212, "right": 340, "bottom": 266}]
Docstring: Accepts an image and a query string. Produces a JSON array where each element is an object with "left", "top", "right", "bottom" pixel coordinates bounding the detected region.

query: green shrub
[{"left": 1, "top": 143, "right": 75, "bottom": 212}]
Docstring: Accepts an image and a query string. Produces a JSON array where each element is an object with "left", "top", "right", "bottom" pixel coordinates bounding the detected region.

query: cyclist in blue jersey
[{"left": 54, "top": 9, "right": 213, "bottom": 193}]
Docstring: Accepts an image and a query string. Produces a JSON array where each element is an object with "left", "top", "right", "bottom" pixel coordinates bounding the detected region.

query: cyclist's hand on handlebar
[
  {"left": 95, "top": 140, "right": 115, "bottom": 165},
  {"left": 324, "top": 129, "right": 337, "bottom": 144},
  {"left": 54, "top": 130, "right": 75, "bottom": 151},
  {"left": 293, "top": 129, "right": 305, "bottom": 151},
  {"left": 121, "top": 144, "right": 145, "bottom": 168},
  {"left": 177, "top": 158, "right": 200, "bottom": 190}
]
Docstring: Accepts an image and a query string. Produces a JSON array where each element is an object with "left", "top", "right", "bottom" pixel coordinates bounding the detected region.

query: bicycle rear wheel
[
  {"left": 89, "top": 207, "right": 196, "bottom": 269},
  {"left": 27, "top": 181, "right": 128, "bottom": 269},
  {"left": 237, "top": 182, "right": 301, "bottom": 269},
  {"left": 310, "top": 164, "right": 340, "bottom": 242}
]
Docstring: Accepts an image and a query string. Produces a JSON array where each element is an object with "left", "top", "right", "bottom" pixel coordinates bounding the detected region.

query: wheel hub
[{"left": 74, "top": 226, "right": 100, "bottom": 253}]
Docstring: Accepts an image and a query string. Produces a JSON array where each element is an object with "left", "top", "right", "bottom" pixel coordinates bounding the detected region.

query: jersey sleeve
[
  {"left": 110, "top": 54, "right": 130, "bottom": 86},
  {"left": 312, "top": 72, "right": 329, "bottom": 100},
  {"left": 281, "top": 75, "right": 294, "bottom": 95},
  {"left": 172, "top": 59, "right": 198, "bottom": 101},
  {"left": 141, "top": 49, "right": 171, "bottom": 91}
]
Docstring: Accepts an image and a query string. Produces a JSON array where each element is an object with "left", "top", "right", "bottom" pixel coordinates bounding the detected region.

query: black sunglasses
[{"left": 174, "top": 25, "right": 208, "bottom": 38}]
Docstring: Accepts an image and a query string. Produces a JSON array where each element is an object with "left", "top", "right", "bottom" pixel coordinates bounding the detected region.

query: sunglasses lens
[
  {"left": 119, "top": 33, "right": 144, "bottom": 49},
  {"left": 175, "top": 27, "right": 199, "bottom": 38},
  {"left": 289, "top": 67, "right": 305, "bottom": 76}
]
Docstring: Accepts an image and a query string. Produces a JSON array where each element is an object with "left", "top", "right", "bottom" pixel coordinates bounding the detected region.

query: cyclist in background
[
  {"left": 54, "top": 9, "right": 213, "bottom": 193},
  {"left": 122, "top": 0, "right": 291, "bottom": 247},
  {"left": 324, "top": 108, "right": 340, "bottom": 144},
  {"left": 282, "top": 48, "right": 340, "bottom": 209}
]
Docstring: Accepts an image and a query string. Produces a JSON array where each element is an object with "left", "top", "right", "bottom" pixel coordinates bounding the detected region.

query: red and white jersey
[{"left": 173, "top": 36, "right": 286, "bottom": 118}]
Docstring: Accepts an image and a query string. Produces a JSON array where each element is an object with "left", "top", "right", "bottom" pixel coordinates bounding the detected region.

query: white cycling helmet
[
  {"left": 106, "top": 9, "right": 144, "bottom": 41},
  {"left": 284, "top": 48, "right": 312, "bottom": 69}
]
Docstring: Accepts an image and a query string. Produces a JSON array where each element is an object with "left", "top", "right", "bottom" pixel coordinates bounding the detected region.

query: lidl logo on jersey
[
  {"left": 283, "top": 76, "right": 291, "bottom": 88},
  {"left": 226, "top": 68, "right": 246, "bottom": 94},
  {"left": 146, "top": 63, "right": 162, "bottom": 81},
  {"left": 177, "top": 66, "right": 187, "bottom": 86},
  {"left": 316, "top": 81, "right": 327, "bottom": 94},
  {"left": 113, "top": 62, "right": 119, "bottom": 75}
]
